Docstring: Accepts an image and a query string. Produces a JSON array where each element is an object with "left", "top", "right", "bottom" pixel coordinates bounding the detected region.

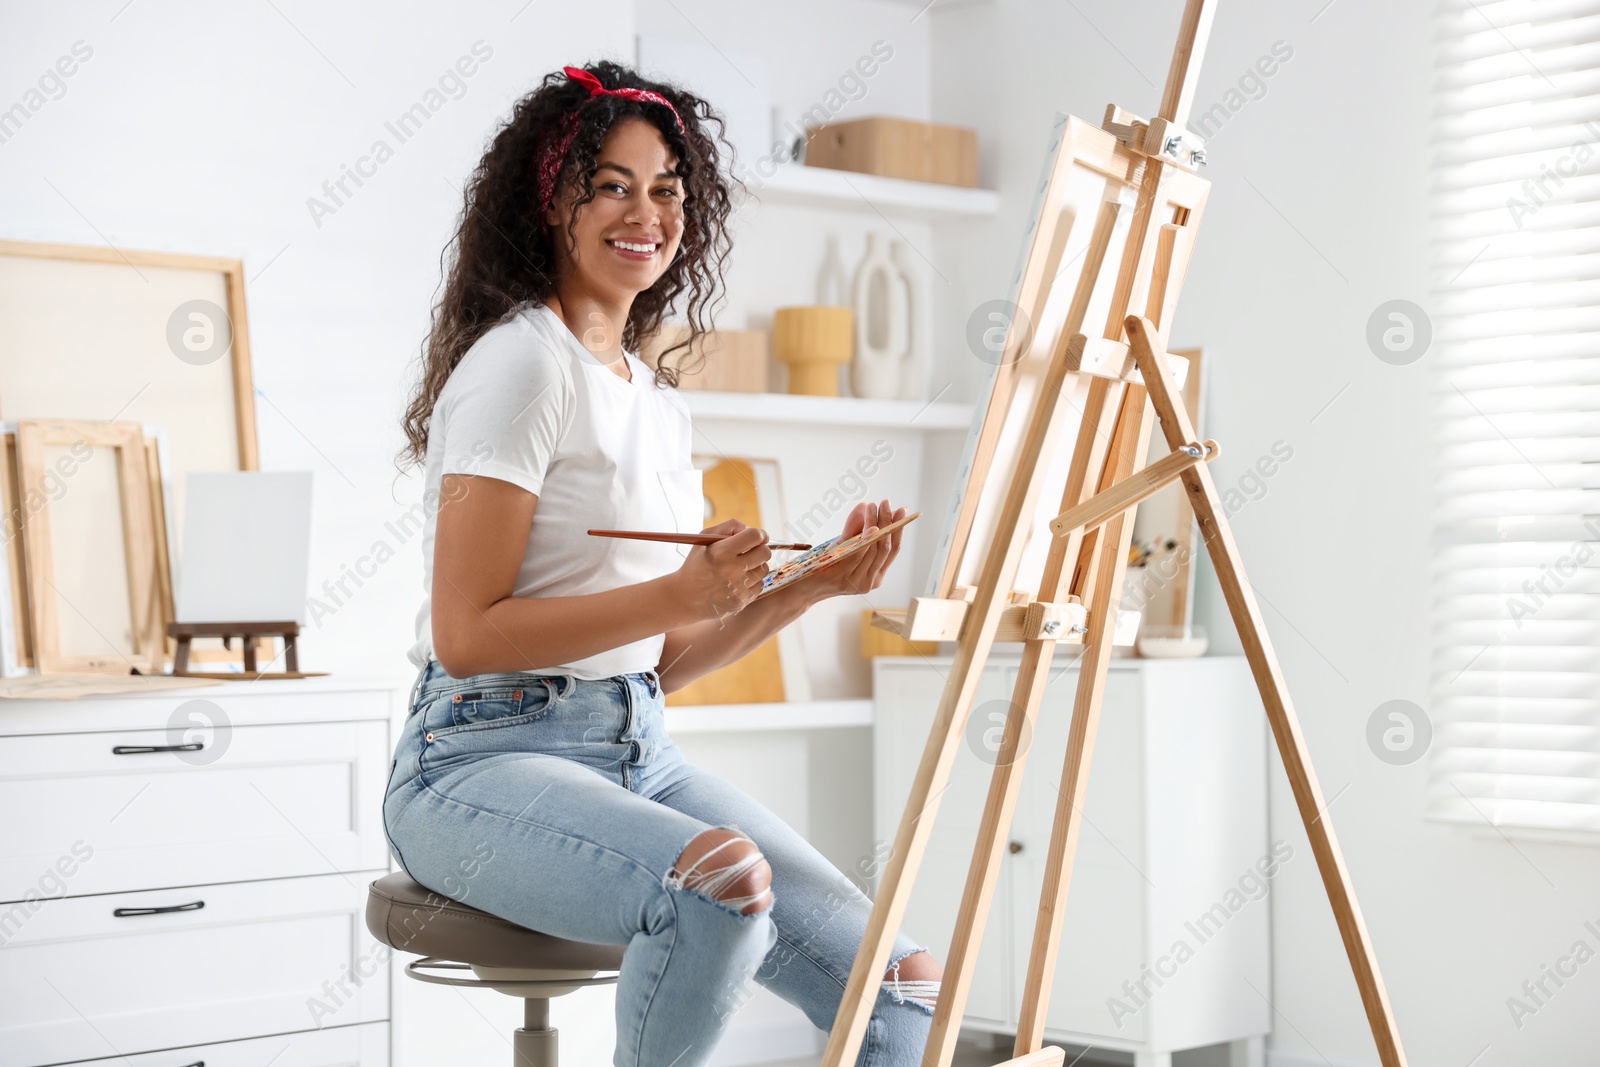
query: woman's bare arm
[
  {"left": 430, "top": 473, "right": 769, "bottom": 678},
  {"left": 654, "top": 581, "right": 822, "bottom": 694},
  {"left": 430, "top": 473, "right": 692, "bottom": 677}
]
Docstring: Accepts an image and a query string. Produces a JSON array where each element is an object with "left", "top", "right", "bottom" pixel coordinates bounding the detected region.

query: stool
[{"left": 367, "top": 872, "right": 623, "bottom": 1067}]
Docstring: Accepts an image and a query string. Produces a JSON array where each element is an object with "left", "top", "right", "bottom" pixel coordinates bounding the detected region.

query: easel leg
[
  {"left": 1015, "top": 382, "right": 1154, "bottom": 1054},
  {"left": 821, "top": 341, "right": 1089, "bottom": 1067},
  {"left": 920, "top": 379, "right": 1123, "bottom": 1067},
  {"left": 1126, "top": 314, "right": 1408, "bottom": 1067}
]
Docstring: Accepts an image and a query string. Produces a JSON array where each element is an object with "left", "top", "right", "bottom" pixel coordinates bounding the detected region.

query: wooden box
[
  {"left": 639, "top": 325, "right": 769, "bottom": 393},
  {"left": 804, "top": 116, "right": 979, "bottom": 188}
]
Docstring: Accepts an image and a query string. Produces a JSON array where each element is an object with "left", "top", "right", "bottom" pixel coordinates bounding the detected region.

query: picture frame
[
  {"left": 15, "top": 419, "right": 164, "bottom": 674},
  {"left": 0, "top": 422, "right": 175, "bottom": 676},
  {"left": 0, "top": 239, "right": 260, "bottom": 567}
]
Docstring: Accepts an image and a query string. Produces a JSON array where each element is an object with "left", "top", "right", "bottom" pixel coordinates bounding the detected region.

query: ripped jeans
[{"left": 382, "top": 660, "right": 934, "bottom": 1067}]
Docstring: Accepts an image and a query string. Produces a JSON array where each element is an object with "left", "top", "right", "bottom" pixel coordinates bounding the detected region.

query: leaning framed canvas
[
  {"left": 0, "top": 239, "right": 260, "bottom": 566},
  {"left": 15, "top": 419, "right": 164, "bottom": 674},
  {"left": 665, "top": 455, "right": 812, "bottom": 706}
]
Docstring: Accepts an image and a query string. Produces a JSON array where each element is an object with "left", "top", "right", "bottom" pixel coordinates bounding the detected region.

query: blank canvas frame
[
  {"left": 16, "top": 419, "right": 164, "bottom": 674},
  {"left": 0, "top": 239, "right": 260, "bottom": 666}
]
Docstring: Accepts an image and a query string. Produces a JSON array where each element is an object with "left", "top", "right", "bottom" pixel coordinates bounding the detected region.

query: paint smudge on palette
[{"left": 755, "top": 511, "right": 919, "bottom": 600}]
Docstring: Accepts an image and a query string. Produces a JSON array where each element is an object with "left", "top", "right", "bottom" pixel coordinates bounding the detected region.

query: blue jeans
[{"left": 383, "top": 660, "right": 934, "bottom": 1067}]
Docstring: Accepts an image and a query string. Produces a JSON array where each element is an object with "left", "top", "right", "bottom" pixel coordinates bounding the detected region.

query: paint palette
[{"left": 754, "top": 511, "right": 919, "bottom": 601}]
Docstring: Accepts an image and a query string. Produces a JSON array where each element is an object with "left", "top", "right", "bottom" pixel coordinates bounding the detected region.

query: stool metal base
[
  {"left": 516, "top": 998, "right": 557, "bottom": 1067},
  {"left": 405, "top": 956, "right": 621, "bottom": 1067}
]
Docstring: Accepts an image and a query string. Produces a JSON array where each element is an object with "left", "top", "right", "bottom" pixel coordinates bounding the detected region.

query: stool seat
[{"left": 366, "top": 871, "right": 626, "bottom": 972}]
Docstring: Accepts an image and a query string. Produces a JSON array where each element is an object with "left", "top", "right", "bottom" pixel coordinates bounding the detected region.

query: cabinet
[
  {"left": 872, "top": 655, "right": 1272, "bottom": 1066},
  {"left": 0, "top": 677, "right": 400, "bottom": 1067}
]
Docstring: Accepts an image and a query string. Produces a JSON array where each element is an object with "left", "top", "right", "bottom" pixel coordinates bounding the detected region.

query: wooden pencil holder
[{"left": 773, "top": 306, "right": 854, "bottom": 397}]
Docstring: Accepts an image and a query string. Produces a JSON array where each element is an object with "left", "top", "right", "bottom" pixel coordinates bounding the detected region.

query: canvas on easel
[{"left": 832, "top": 2, "right": 1410, "bottom": 1066}]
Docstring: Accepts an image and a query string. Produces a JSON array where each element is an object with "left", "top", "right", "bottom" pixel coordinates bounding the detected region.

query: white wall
[{"left": 930, "top": 1, "right": 1600, "bottom": 1065}]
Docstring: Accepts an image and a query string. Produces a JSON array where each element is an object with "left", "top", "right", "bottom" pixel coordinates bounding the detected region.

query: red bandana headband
[{"left": 536, "top": 65, "right": 686, "bottom": 219}]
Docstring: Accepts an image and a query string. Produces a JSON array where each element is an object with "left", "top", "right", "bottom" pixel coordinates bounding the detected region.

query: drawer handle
[
  {"left": 113, "top": 900, "right": 205, "bottom": 917},
  {"left": 111, "top": 742, "right": 205, "bottom": 755}
]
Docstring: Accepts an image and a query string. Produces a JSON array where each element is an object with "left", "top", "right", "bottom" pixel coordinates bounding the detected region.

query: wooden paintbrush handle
[{"left": 587, "top": 529, "right": 812, "bottom": 551}]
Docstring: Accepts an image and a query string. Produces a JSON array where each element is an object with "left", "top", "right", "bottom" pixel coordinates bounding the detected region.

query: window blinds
[{"left": 1429, "top": 0, "right": 1600, "bottom": 834}]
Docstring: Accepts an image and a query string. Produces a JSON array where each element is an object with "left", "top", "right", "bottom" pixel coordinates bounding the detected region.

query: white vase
[
  {"left": 889, "top": 239, "right": 925, "bottom": 401},
  {"left": 817, "top": 233, "right": 849, "bottom": 306},
  {"left": 849, "top": 232, "right": 911, "bottom": 400}
]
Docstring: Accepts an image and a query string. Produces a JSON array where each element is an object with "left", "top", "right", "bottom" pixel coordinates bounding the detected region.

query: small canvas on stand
[{"left": 174, "top": 471, "right": 313, "bottom": 675}]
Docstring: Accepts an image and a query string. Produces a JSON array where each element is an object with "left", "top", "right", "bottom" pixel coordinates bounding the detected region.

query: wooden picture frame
[
  {"left": 15, "top": 419, "right": 163, "bottom": 674},
  {"left": 0, "top": 429, "right": 33, "bottom": 675},
  {"left": 0, "top": 239, "right": 260, "bottom": 669},
  {"left": 0, "top": 423, "right": 175, "bottom": 675},
  {"left": 0, "top": 240, "right": 260, "bottom": 556}
]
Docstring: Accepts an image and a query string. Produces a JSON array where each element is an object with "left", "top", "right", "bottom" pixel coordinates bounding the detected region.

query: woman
[{"left": 385, "top": 61, "right": 942, "bottom": 1067}]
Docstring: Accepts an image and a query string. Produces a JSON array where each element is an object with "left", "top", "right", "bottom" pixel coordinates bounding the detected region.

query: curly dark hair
[{"left": 397, "top": 60, "right": 739, "bottom": 471}]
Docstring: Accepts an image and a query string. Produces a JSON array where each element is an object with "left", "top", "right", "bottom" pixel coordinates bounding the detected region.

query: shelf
[
  {"left": 738, "top": 163, "right": 1000, "bottom": 221},
  {"left": 663, "top": 698, "right": 872, "bottom": 733},
  {"left": 684, "top": 389, "right": 974, "bottom": 430}
]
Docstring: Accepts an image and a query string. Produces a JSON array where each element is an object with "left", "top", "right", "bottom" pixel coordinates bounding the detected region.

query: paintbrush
[{"left": 587, "top": 529, "right": 814, "bottom": 551}]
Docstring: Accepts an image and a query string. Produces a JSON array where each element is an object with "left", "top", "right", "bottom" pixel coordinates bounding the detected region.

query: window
[{"left": 1428, "top": 0, "right": 1600, "bottom": 834}]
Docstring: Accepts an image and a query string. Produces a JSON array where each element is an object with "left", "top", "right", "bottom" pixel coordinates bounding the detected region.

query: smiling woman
[{"left": 384, "top": 60, "right": 927, "bottom": 1067}]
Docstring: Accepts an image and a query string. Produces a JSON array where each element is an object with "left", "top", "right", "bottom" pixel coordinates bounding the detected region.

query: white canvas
[{"left": 176, "top": 472, "right": 313, "bottom": 624}]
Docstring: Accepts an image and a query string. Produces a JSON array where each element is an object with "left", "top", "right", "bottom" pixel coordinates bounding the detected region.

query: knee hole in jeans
[
  {"left": 666, "top": 827, "right": 773, "bottom": 915},
  {"left": 883, "top": 948, "right": 941, "bottom": 1013}
]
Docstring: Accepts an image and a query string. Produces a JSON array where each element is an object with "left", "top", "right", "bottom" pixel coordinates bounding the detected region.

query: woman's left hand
[{"left": 801, "top": 499, "right": 908, "bottom": 602}]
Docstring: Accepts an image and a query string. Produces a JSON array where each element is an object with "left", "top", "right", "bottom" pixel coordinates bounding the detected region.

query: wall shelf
[
  {"left": 738, "top": 163, "right": 1000, "bottom": 221},
  {"left": 684, "top": 389, "right": 974, "bottom": 430},
  {"left": 665, "top": 698, "right": 872, "bottom": 733}
]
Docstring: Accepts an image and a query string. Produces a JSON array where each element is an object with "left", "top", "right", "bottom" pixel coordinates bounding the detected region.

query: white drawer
[
  {"left": 0, "top": 683, "right": 396, "bottom": 736},
  {"left": 0, "top": 720, "right": 390, "bottom": 901},
  {"left": 0, "top": 871, "right": 388, "bottom": 1067},
  {"left": 58, "top": 1020, "right": 388, "bottom": 1067}
]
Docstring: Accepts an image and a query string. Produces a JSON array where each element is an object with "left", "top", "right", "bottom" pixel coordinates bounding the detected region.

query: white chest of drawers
[{"left": 0, "top": 676, "right": 402, "bottom": 1067}]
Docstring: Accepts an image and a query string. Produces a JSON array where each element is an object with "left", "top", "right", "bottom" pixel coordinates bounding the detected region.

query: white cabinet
[
  {"left": 0, "top": 677, "right": 401, "bottom": 1067},
  {"left": 49, "top": 1021, "right": 389, "bottom": 1067},
  {"left": 873, "top": 655, "right": 1272, "bottom": 1066}
]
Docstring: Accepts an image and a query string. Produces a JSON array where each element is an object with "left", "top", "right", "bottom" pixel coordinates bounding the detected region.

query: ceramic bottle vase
[
  {"left": 818, "top": 233, "right": 849, "bottom": 306},
  {"left": 889, "top": 239, "right": 926, "bottom": 401},
  {"left": 849, "top": 232, "right": 916, "bottom": 400}
]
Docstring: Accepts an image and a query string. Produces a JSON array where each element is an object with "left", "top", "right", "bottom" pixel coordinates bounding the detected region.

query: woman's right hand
[{"left": 673, "top": 520, "right": 772, "bottom": 622}]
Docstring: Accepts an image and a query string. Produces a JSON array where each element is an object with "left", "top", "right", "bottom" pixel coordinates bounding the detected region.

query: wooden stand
[
  {"left": 167, "top": 621, "right": 317, "bottom": 679},
  {"left": 825, "top": 3, "right": 1409, "bottom": 1066}
]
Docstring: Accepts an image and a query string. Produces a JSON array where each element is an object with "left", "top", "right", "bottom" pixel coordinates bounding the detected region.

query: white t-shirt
[{"left": 407, "top": 302, "right": 703, "bottom": 679}]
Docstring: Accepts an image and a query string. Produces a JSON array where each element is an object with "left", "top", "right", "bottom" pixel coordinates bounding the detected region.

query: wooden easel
[{"left": 825, "top": 3, "right": 1410, "bottom": 1066}]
